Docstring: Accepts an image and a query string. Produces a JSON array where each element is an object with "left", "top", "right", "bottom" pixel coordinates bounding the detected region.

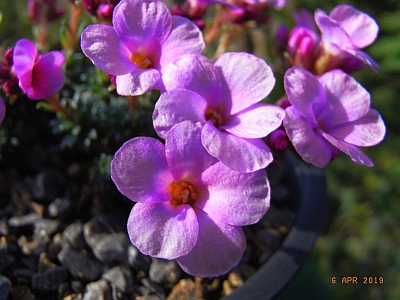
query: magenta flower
[
  {"left": 153, "top": 53, "right": 285, "bottom": 172},
  {"left": 283, "top": 66, "right": 386, "bottom": 167},
  {"left": 13, "top": 39, "right": 65, "bottom": 100},
  {"left": 111, "top": 121, "right": 270, "bottom": 277},
  {"left": 80, "top": 0, "right": 205, "bottom": 96},
  {"left": 314, "top": 4, "right": 379, "bottom": 73},
  {"left": 0, "top": 97, "right": 5, "bottom": 125}
]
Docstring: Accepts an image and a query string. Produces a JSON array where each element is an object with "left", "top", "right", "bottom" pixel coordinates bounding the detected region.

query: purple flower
[
  {"left": 314, "top": 4, "right": 379, "bottom": 73},
  {"left": 80, "top": 0, "right": 205, "bottom": 96},
  {"left": 153, "top": 53, "right": 285, "bottom": 172},
  {"left": 13, "top": 39, "right": 65, "bottom": 100},
  {"left": 283, "top": 66, "right": 386, "bottom": 167},
  {"left": 111, "top": 121, "right": 270, "bottom": 277},
  {"left": 0, "top": 97, "right": 5, "bottom": 125}
]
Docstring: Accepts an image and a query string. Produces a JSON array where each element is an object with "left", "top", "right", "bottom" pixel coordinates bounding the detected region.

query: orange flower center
[
  {"left": 169, "top": 181, "right": 197, "bottom": 206},
  {"left": 130, "top": 51, "right": 153, "bottom": 69},
  {"left": 205, "top": 108, "right": 224, "bottom": 127}
]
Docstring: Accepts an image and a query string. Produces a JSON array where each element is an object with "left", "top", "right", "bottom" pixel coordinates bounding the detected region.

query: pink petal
[
  {"left": 201, "top": 121, "right": 273, "bottom": 172},
  {"left": 116, "top": 68, "right": 161, "bottom": 96},
  {"left": 315, "top": 9, "right": 354, "bottom": 49},
  {"left": 26, "top": 52, "right": 65, "bottom": 99},
  {"left": 293, "top": 9, "right": 318, "bottom": 33},
  {"left": 283, "top": 107, "right": 332, "bottom": 168},
  {"left": 196, "top": 162, "right": 270, "bottom": 226},
  {"left": 159, "top": 16, "right": 205, "bottom": 68},
  {"left": 165, "top": 121, "right": 218, "bottom": 184},
  {"left": 329, "top": 4, "right": 378, "bottom": 48},
  {"left": 161, "top": 54, "right": 224, "bottom": 107},
  {"left": 284, "top": 66, "right": 325, "bottom": 127},
  {"left": 326, "top": 109, "right": 386, "bottom": 147},
  {"left": 348, "top": 48, "right": 380, "bottom": 72},
  {"left": 113, "top": 0, "right": 171, "bottom": 46},
  {"left": 222, "top": 103, "right": 285, "bottom": 139},
  {"left": 110, "top": 137, "right": 174, "bottom": 204},
  {"left": 320, "top": 131, "right": 374, "bottom": 166},
  {"left": 81, "top": 25, "right": 134, "bottom": 75},
  {"left": 318, "top": 70, "right": 370, "bottom": 127},
  {"left": 127, "top": 202, "right": 198, "bottom": 259},
  {"left": 13, "top": 39, "right": 37, "bottom": 90},
  {"left": 214, "top": 52, "right": 275, "bottom": 115},
  {"left": 153, "top": 89, "right": 208, "bottom": 139},
  {"left": 176, "top": 208, "right": 245, "bottom": 277}
]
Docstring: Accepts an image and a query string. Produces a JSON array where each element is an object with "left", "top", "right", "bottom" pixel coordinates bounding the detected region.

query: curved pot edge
[{"left": 221, "top": 152, "right": 327, "bottom": 300}]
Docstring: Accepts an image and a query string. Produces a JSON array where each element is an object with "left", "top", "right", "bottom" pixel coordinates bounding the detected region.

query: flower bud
[
  {"left": 287, "top": 26, "right": 317, "bottom": 70},
  {"left": 3, "top": 77, "right": 21, "bottom": 96},
  {"left": 97, "top": 3, "right": 115, "bottom": 20},
  {"left": 268, "top": 129, "right": 288, "bottom": 152}
]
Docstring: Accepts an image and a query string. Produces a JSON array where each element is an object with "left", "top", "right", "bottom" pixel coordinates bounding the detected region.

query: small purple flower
[
  {"left": 283, "top": 66, "right": 386, "bottom": 167},
  {"left": 80, "top": 0, "right": 205, "bottom": 96},
  {"left": 0, "top": 97, "right": 5, "bottom": 125},
  {"left": 314, "top": 4, "right": 379, "bottom": 73},
  {"left": 13, "top": 39, "right": 65, "bottom": 100},
  {"left": 153, "top": 53, "right": 285, "bottom": 172},
  {"left": 111, "top": 121, "right": 270, "bottom": 277}
]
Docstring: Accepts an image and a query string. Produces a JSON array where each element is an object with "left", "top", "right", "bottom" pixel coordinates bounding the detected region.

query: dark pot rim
[{"left": 221, "top": 152, "right": 327, "bottom": 300}]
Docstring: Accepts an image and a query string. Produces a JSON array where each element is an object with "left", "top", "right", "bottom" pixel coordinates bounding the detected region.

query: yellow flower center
[
  {"left": 205, "top": 108, "right": 224, "bottom": 127},
  {"left": 130, "top": 51, "right": 153, "bottom": 69},
  {"left": 169, "top": 181, "right": 197, "bottom": 206}
]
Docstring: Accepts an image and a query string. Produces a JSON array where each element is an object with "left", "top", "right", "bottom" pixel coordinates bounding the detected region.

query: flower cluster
[
  {"left": 0, "top": 0, "right": 386, "bottom": 278},
  {"left": 286, "top": 5, "right": 379, "bottom": 74}
]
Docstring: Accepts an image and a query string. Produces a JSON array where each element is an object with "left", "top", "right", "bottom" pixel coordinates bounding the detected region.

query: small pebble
[
  {"left": 167, "top": 279, "right": 203, "bottom": 300},
  {"left": 102, "top": 265, "right": 134, "bottom": 293},
  {"left": 0, "top": 275, "right": 11, "bottom": 300},
  {"left": 83, "top": 279, "right": 112, "bottom": 300},
  {"left": 63, "top": 221, "right": 86, "bottom": 250},
  {"left": 31, "top": 266, "right": 67, "bottom": 292},
  {"left": 90, "top": 232, "right": 130, "bottom": 264},
  {"left": 57, "top": 246, "right": 103, "bottom": 282},
  {"left": 149, "top": 258, "right": 181, "bottom": 287}
]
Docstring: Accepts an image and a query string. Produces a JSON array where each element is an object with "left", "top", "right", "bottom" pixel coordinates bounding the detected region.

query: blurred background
[
  {"left": 280, "top": 0, "right": 400, "bottom": 299},
  {"left": 1, "top": 0, "right": 399, "bottom": 299}
]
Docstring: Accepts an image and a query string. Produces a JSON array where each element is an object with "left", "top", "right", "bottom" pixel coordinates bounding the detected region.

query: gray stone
[
  {"left": 140, "top": 278, "right": 165, "bottom": 299},
  {"left": 127, "top": 245, "right": 151, "bottom": 273},
  {"left": 91, "top": 232, "right": 130, "bottom": 263},
  {"left": 102, "top": 265, "right": 134, "bottom": 293},
  {"left": 57, "top": 245, "right": 103, "bottom": 281},
  {"left": 48, "top": 197, "right": 72, "bottom": 218},
  {"left": 63, "top": 221, "right": 86, "bottom": 250},
  {"left": 8, "top": 213, "right": 41, "bottom": 228},
  {"left": 31, "top": 266, "right": 67, "bottom": 292},
  {"left": 0, "top": 275, "right": 11, "bottom": 300},
  {"left": 33, "top": 218, "right": 60, "bottom": 237},
  {"left": 83, "top": 279, "right": 112, "bottom": 300},
  {"left": 149, "top": 258, "right": 181, "bottom": 287}
]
